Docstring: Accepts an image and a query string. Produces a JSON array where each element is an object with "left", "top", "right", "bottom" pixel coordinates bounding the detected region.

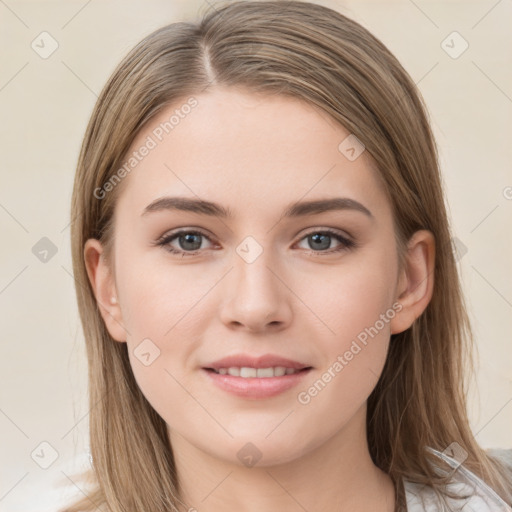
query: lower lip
[{"left": 202, "top": 368, "right": 312, "bottom": 399}]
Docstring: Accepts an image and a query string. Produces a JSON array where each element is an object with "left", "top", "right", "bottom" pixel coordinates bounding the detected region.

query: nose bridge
[
  {"left": 232, "top": 235, "right": 281, "bottom": 300},
  {"left": 219, "top": 235, "right": 292, "bottom": 330}
]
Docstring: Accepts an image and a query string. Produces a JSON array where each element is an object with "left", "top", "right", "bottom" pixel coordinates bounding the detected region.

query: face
[{"left": 88, "top": 87, "right": 410, "bottom": 467}]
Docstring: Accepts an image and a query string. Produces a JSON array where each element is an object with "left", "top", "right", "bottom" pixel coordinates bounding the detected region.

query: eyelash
[{"left": 155, "top": 228, "right": 357, "bottom": 257}]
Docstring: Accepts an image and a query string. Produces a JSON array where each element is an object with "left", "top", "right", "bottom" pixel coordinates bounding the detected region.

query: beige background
[{"left": 1, "top": 1, "right": 511, "bottom": 510}]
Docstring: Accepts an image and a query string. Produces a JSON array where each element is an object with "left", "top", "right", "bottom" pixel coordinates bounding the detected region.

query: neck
[{"left": 170, "top": 405, "right": 396, "bottom": 512}]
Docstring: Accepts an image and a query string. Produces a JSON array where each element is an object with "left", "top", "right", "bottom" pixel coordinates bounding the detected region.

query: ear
[
  {"left": 83, "top": 238, "right": 127, "bottom": 342},
  {"left": 390, "top": 230, "right": 435, "bottom": 335}
]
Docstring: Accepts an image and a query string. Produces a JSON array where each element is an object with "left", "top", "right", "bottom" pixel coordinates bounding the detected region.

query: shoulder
[
  {"left": 486, "top": 447, "right": 512, "bottom": 472},
  {"left": 403, "top": 447, "right": 512, "bottom": 511},
  {"left": 403, "top": 478, "right": 505, "bottom": 511}
]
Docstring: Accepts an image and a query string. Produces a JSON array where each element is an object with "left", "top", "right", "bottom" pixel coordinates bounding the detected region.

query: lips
[
  {"left": 201, "top": 354, "right": 313, "bottom": 399},
  {"left": 204, "top": 354, "right": 311, "bottom": 371}
]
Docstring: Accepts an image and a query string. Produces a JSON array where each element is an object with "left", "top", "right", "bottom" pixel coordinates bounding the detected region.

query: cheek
[
  {"left": 121, "top": 277, "right": 203, "bottom": 428},
  {"left": 117, "top": 250, "right": 219, "bottom": 341},
  {"left": 294, "top": 247, "right": 397, "bottom": 406},
  {"left": 294, "top": 282, "right": 393, "bottom": 438},
  {"left": 302, "top": 249, "right": 397, "bottom": 347},
  {"left": 116, "top": 254, "right": 219, "bottom": 410}
]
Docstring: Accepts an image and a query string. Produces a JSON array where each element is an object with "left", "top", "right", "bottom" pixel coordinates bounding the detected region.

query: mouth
[
  {"left": 201, "top": 354, "right": 313, "bottom": 399},
  {"left": 201, "top": 367, "right": 312, "bottom": 399},
  {"left": 203, "top": 366, "right": 311, "bottom": 378}
]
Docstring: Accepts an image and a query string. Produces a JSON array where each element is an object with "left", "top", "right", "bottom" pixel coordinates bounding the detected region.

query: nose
[{"left": 219, "top": 249, "right": 293, "bottom": 333}]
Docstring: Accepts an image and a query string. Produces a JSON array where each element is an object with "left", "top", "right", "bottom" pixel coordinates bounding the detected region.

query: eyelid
[
  {"left": 297, "top": 226, "right": 353, "bottom": 241},
  {"left": 155, "top": 228, "right": 216, "bottom": 249},
  {"left": 155, "top": 226, "right": 356, "bottom": 256},
  {"left": 156, "top": 225, "right": 353, "bottom": 242},
  {"left": 155, "top": 226, "right": 213, "bottom": 241}
]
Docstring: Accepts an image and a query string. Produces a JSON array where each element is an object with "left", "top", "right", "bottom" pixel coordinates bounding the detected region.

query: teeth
[
  {"left": 257, "top": 367, "right": 274, "bottom": 378},
  {"left": 214, "top": 366, "right": 301, "bottom": 378},
  {"left": 274, "top": 366, "right": 286, "bottom": 377},
  {"left": 240, "top": 367, "right": 257, "bottom": 378}
]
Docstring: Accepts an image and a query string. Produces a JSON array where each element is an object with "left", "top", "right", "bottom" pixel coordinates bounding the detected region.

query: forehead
[{"left": 116, "top": 87, "right": 390, "bottom": 220}]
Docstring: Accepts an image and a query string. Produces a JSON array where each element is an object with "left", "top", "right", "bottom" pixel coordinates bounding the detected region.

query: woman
[{"left": 64, "top": 1, "right": 512, "bottom": 511}]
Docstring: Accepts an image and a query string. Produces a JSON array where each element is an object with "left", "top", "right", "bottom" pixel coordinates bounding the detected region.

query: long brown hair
[{"left": 64, "top": 1, "right": 512, "bottom": 510}]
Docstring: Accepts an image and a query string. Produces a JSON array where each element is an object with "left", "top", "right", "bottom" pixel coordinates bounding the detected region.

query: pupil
[
  {"left": 180, "top": 233, "right": 201, "bottom": 251},
  {"left": 310, "top": 233, "right": 330, "bottom": 250}
]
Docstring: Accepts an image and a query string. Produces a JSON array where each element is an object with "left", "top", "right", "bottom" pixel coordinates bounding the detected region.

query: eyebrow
[{"left": 141, "top": 196, "right": 373, "bottom": 220}]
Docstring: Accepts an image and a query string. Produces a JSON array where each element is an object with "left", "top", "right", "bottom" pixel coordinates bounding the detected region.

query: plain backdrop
[{"left": 1, "top": 1, "right": 511, "bottom": 511}]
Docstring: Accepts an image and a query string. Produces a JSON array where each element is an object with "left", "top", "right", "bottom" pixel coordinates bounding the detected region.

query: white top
[{"left": 404, "top": 447, "right": 512, "bottom": 511}]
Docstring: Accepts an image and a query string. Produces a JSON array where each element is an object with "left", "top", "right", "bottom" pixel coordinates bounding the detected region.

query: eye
[
  {"left": 155, "top": 228, "right": 356, "bottom": 257},
  {"left": 295, "top": 229, "right": 356, "bottom": 254},
  {"left": 156, "top": 230, "right": 215, "bottom": 256}
]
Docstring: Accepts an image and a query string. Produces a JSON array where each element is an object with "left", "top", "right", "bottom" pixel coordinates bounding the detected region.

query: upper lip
[{"left": 204, "top": 354, "right": 312, "bottom": 370}]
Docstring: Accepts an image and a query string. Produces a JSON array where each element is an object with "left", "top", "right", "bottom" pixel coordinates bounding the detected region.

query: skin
[{"left": 85, "top": 87, "right": 435, "bottom": 511}]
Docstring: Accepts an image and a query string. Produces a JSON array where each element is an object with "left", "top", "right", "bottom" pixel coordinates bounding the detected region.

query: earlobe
[
  {"left": 390, "top": 230, "right": 435, "bottom": 335},
  {"left": 83, "top": 239, "right": 127, "bottom": 342}
]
